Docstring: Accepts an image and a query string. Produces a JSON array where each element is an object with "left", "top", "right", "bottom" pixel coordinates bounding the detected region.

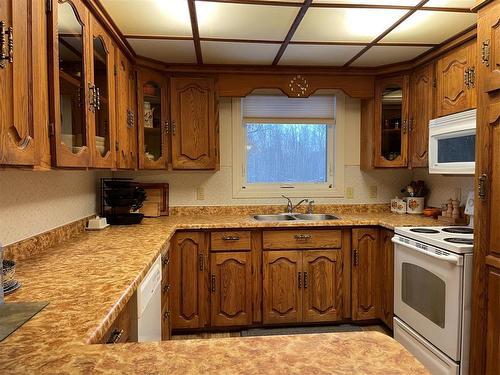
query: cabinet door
[
  {"left": 409, "top": 63, "right": 434, "bottom": 168},
  {"left": 479, "top": 1, "right": 500, "bottom": 94},
  {"left": 263, "top": 251, "right": 302, "bottom": 324},
  {"left": 170, "top": 77, "right": 217, "bottom": 170},
  {"left": 302, "top": 250, "right": 343, "bottom": 323},
  {"left": 436, "top": 40, "right": 477, "bottom": 117},
  {"left": 88, "top": 18, "right": 115, "bottom": 168},
  {"left": 170, "top": 232, "right": 209, "bottom": 329},
  {"left": 351, "top": 228, "right": 379, "bottom": 320},
  {"left": 137, "top": 68, "right": 168, "bottom": 169},
  {"left": 379, "top": 229, "right": 394, "bottom": 329},
  {"left": 485, "top": 267, "right": 500, "bottom": 375},
  {"left": 374, "top": 75, "right": 409, "bottom": 168},
  {"left": 0, "top": 0, "right": 34, "bottom": 166},
  {"left": 210, "top": 252, "right": 252, "bottom": 327},
  {"left": 48, "top": 0, "right": 90, "bottom": 167},
  {"left": 115, "top": 49, "right": 137, "bottom": 170}
]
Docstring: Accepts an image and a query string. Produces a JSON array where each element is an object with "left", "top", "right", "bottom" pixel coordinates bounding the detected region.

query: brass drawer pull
[
  {"left": 294, "top": 234, "right": 312, "bottom": 240},
  {"left": 221, "top": 236, "right": 240, "bottom": 241},
  {"left": 0, "top": 21, "right": 13, "bottom": 69},
  {"left": 106, "top": 328, "right": 124, "bottom": 344}
]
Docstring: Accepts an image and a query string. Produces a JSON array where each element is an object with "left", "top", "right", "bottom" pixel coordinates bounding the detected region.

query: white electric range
[{"left": 392, "top": 226, "right": 473, "bottom": 375}]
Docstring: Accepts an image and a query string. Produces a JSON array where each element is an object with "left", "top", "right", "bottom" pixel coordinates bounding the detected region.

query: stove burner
[
  {"left": 442, "top": 227, "right": 473, "bottom": 234},
  {"left": 409, "top": 228, "right": 440, "bottom": 234},
  {"left": 444, "top": 237, "right": 474, "bottom": 245}
]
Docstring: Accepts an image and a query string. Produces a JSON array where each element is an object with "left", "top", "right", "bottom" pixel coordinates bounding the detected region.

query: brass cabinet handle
[
  {"left": 162, "top": 255, "right": 170, "bottom": 267},
  {"left": 95, "top": 87, "right": 101, "bottom": 110},
  {"left": 163, "top": 284, "right": 171, "bottom": 294},
  {"left": 171, "top": 120, "right": 176, "bottom": 135},
  {"left": 468, "top": 67, "right": 475, "bottom": 89},
  {"left": 211, "top": 274, "right": 216, "bottom": 292},
  {"left": 163, "top": 311, "right": 170, "bottom": 320},
  {"left": 221, "top": 236, "right": 240, "bottom": 241},
  {"left": 303, "top": 272, "right": 308, "bottom": 289},
  {"left": 353, "top": 249, "right": 359, "bottom": 267},
  {"left": 127, "top": 110, "right": 135, "bottom": 128},
  {"left": 464, "top": 70, "right": 469, "bottom": 88},
  {"left": 298, "top": 272, "right": 302, "bottom": 289},
  {"left": 478, "top": 174, "right": 487, "bottom": 200},
  {"left": 0, "top": 21, "right": 13, "bottom": 69},
  {"left": 198, "top": 254, "right": 204, "bottom": 271},
  {"left": 88, "top": 83, "right": 96, "bottom": 112},
  {"left": 106, "top": 328, "right": 124, "bottom": 344},
  {"left": 163, "top": 121, "right": 169, "bottom": 135},
  {"left": 481, "top": 39, "right": 490, "bottom": 67},
  {"left": 294, "top": 234, "right": 312, "bottom": 240},
  {"left": 409, "top": 118, "right": 414, "bottom": 133}
]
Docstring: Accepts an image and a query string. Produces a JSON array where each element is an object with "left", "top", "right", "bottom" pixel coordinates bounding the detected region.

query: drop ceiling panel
[
  {"left": 279, "top": 44, "right": 365, "bottom": 66},
  {"left": 351, "top": 45, "right": 431, "bottom": 66},
  {"left": 313, "top": 0, "right": 419, "bottom": 4},
  {"left": 382, "top": 11, "right": 477, "bottom": 44},
  {"left": 425, "top": 0, "right": 476, "bottom": 8},
  {"left": 100, "top": 0, "right": 192, "bottom": 37},
  {"left": 201, "top": 42, "right": 280, "bottom": 65},
  {"left": 127, "top": 39, "right": 197, "bottom": 63},
  {"left": 196, "top": 2, "right": 298, "bottom": 41},
  {"left": 293, "top": 8, "right": 407, "bottom": 42}
]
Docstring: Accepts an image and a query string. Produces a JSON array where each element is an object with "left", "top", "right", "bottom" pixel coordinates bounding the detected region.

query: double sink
[{"left": 253, "top": 213, "right": 339, "bottom": 222}]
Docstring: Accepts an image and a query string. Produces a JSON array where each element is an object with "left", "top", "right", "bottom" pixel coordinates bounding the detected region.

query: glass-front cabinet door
[
  {"left": 137, "top": 68, "right": 168, "bottom": 169},
  {"left": 88, "top": 17, "right": 115, "bottom": 168},
  {"left": 49, "top": 0, "right": 90, "bottom": 167},
  {"left": 374, "top": 75, "right": 409, "bottom": 168}
]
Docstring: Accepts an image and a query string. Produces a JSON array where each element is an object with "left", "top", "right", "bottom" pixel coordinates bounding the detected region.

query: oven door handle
[{"left": 392, "top": 237, "right": 463, "bottom": 266}]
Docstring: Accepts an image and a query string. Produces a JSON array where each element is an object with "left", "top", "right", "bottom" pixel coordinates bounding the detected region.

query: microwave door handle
[{"left": 391, "top": 237, "right": 463, "bottom": 266}]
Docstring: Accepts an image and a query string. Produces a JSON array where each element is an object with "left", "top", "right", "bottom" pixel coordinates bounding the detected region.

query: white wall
[
  {"left": 117, "top": 95, "right": 412, "bottom": 206},
  {"left": 0, "top": 170, "right": 105, "bottom": 246}
]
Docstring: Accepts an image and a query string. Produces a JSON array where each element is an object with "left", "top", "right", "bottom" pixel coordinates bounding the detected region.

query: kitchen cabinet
[
  {"left": 351, "top": 228, "right": 379, "bottom": 320},
  {"left": 378, "top": 229, "right": 394, "bottom": 329},
  {"left": 115, "top": 49, "right": 137, "bottom": 170},
  {"left": 436, "top": 40, "right": 477, "bottom": 117},
  {"left": 373, "top": 75, "right": 410, "bottom": 168},
  {"left": 161, "top": 250, "right": 171, "bottom": 340},
  {"left": 485, "top": 267, "right": 500, "bottom": 375},
  {"left": 170, "top": 77, "right": 218, "bottom": 170},
  {"left": 137, "top": 68, "right": 169, "bottom": 169},
  {"left": 170, "top": 232, "right": 209, "bottom": 329},
  {"left": 101, "top": 295, "right": 135, "bottom": 344},
  {"left": 210, "top": 252, "right": 252, "bottom": 327},
  {"left": 409, "top": 63, "right": 434, "bottom": 168}
]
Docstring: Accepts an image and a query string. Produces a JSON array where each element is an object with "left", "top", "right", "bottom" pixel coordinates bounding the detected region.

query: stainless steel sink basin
[
  {"left": 253, "top": 214, "right": 296, "bottom": 221},
  {"left": 293, "top": 213, "right": 339, "bottom": 221}
]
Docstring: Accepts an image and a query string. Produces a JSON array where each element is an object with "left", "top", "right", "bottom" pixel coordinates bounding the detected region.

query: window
[{"left": 232, "top": 94, "right": 345, "bottom": 198}]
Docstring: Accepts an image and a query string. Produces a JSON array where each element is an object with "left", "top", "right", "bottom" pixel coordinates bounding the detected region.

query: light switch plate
[{"left": 346, "top": 187, "right": 354, "bottom": 199}]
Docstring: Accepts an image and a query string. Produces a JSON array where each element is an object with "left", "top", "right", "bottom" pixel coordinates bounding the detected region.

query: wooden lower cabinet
[
  {"left": 161, "top": 302, "right": 171, "bottom": 341},
  {"left": 485, "top": 266, "right": 500, "bottom": 375},
  {"left": 210, "top": 252, "right": 252, "bottom": 327},
  {"left": 101, "top": 296, "right": 134, "bottom": 344},
  {"left": 351, "top": 228, "right": 379, "bottom": 321},
  {"left": 378, "top": 229, "right": 394, "bottom": 329}
]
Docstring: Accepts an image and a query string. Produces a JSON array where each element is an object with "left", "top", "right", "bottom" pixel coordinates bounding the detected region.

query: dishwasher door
[{"left": 137, "top": 255, "right": 162, "bottom": 342}]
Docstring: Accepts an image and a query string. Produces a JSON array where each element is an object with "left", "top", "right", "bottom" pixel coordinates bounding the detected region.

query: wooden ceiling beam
[{"left": 187, "top": 0, "right": 204, "bottom": 64}]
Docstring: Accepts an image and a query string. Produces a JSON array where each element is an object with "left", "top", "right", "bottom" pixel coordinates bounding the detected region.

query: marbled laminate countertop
[{"left": 1, "top": 212, "right": 437, "bottom": 374}]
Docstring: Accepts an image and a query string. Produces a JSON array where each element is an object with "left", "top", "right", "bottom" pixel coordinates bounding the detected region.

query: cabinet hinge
[
  {"left": 115, "top": 141, "right": 119, "bottom": 152},
  {"left": 46, "top": 0, "right": 52, "bottom": 13},
  {"left": 432, "top": 78, "right": 437, "bottom": 88},
  {"left": 114, "top": 65, "right": 118, "bottom": 76},
  {"left": 48, "top": 122, "right": 55, "bottom": 137},
  {"left": 481, "top": 39, "right": 490, "bottom": 67}
]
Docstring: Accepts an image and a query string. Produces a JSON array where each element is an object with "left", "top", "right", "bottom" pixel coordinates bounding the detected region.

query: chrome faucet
[{"left": 282, "top": 195, "right": 309, "bottom": 214}]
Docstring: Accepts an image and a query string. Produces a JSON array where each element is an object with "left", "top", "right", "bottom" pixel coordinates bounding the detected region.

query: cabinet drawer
[
  {"left": 263, "top": 230, "right": 342, "bottom": 250},
  {"left": 211, "top": 231, "right": 251, "bottom": 251},
  {"left": 101, "top": 300, "right": 132, "bottom": 344}
]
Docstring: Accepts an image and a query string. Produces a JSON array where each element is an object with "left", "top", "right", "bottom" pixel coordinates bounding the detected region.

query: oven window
[
  {"left": 437, "top": 135, "right": 475, "bottom": 163},
  {"left": 402, "top": 263, "right": 446, "bottom": 328}
]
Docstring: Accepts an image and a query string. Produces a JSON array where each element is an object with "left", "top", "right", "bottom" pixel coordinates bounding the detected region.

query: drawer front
[
  {"left": 263, "top": 230, "right": 342, "bottom": 250},
  {"left": 102, "top": 301, "right": 132, "bottom": 344},
  {"left": 211, "top": 231, "right": 251, "bottom": 251}
]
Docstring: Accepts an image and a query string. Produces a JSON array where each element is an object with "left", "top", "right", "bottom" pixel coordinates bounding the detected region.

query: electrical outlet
[
  {"left": 346, "top": 187, "right": 354, "bottom": 199},
  {"left": 196, "top": 187, "right": 205, "bottom": 200},
  {"left": 369, "top": 185, "right": 378, "bottom": 199}
]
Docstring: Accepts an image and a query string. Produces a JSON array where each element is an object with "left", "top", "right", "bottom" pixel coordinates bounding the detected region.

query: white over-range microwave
[{"left": 429, "top": 109, "right": 476, "bottom": 175}]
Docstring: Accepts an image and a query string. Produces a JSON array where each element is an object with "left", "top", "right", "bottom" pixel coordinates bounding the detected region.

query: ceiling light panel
[
  {"left": 196, "top": 2, "right": 298, "bottom": 41},
  {"left": 382, "top": 11, "right": 477, "bottom": 44},
  {"left": 425, "top": 0, "right": 476, "bottom": 7},
  {"left": 351, "top": 45, "right": 431, "bottom": 66},
  {"left": 201, "top": 42, "right": 281, "bottom": 65},
  {"left": 279, "top": 44, "right": 366, "bottom": 66},
  {"left": 100, "top": 0, "right": 192, "bottom": 37},
  {"left": 313, "top": 0, "right": 419, "bottom": 5},
  {"left": 127, "top": 39, "right": 197, "bottom": 63},
  {"left": 293, "top": 8, "right": 407, "bottom": 43}
]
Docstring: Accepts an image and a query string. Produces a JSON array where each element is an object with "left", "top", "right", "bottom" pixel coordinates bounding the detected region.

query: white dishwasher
[{"left": 137, "top": 255, "right": 162, "bottom": 342}]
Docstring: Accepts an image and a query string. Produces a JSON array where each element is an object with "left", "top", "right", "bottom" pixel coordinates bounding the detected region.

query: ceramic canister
[
  {"left": 396, "top": 200, "right": 407, "bottom": 214},
  {"left": 407, "top": 197, "right": 425, "bottom": 214}
]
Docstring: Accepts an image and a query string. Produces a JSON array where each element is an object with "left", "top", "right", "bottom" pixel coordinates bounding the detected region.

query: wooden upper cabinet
[
  {"left": 351, "top": 228, "right": 379, "bottom": 321},
  {"left": 409, "top": 64, "right": 434, "bottom": 168},
  {"left": 170, "top": 77, "right": 218, "bottom": 170},
  {"left": 0, "top": 0, "right": 34, "bottom": 166},
  {"left": 88, "top": 18, "right": 115, "bottom": 168},
  {"left": 374, "top": 75, "right": 410, "bottom": 168},
  {"left": 115, "top": 49, "right": 137, "bottom": 170},
  {"left": 436, "top": 40, "right": 477, "bottom": 117},
  {"left": 137, "top": 68, "right": 168, "bottom": 169},
  {"left": 302, "top": 250, "right": 343, "bottom": 323},
  {"left": 379, "top": 229, "right": 394, "bottom": 329},
  {"left": 263, "top": 251, "right": 302, "bottom": 324},
  {"left": 478, "top": 0, "right": 500, "bottom": 94},
  {"left": 170, "top": 232, "right": 209, "bottom": 330},
  {"left": 210, "top": 252, "right": 252, "bottom": 327}
]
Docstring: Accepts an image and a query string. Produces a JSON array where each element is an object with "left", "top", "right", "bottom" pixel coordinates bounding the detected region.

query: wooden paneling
[
  {"left": 263, "top": 230, "right": 342, "bottom": 250},
  {"left": 210, "top": 252, "right": 252, "bottom": 327},
  {"left": 170, "top": 232, "right": 209, "bottom": 329},
  {"left": 263, "top": 251, "right": 302, "bottom": 324},
  {"left": 302, "top": 250, "right": 342, "bottom": 323},
  {"left": 485, "top": 267, "right": 500, "bottom": 375},
  {"left": 351, "top": 228, "right": 379, "bottom": 320},
  {"left": 341, "top": 228, "right": 352, "bottom": 319},
  {"left": 210, "top": 231, "right": 251, "bottom": 251},
  {"left": 409, "top": 63, "right": 434, "bottom": 168},
  {"left": 170, "top": 77, "right": 218, "bottom": 170},
  {"left": 436, "top": 40, "right": 477, "bottom": 117},
  {"left": 379, "top": 229, "right": 394, "bottom": 329}
]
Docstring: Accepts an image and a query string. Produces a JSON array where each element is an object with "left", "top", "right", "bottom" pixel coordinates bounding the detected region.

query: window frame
[{"left": 232, "top": 95, "right": 345, "bottom": 199}]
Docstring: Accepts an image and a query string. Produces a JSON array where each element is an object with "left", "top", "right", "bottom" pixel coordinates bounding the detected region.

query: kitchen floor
[{"left": 172, "top": 324, "right": 391, "bottom": 340}]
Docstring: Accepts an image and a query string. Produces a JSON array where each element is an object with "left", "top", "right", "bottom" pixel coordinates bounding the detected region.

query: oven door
[{"left": 393, "top": 236, "right": 463, "bottom": 360}]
